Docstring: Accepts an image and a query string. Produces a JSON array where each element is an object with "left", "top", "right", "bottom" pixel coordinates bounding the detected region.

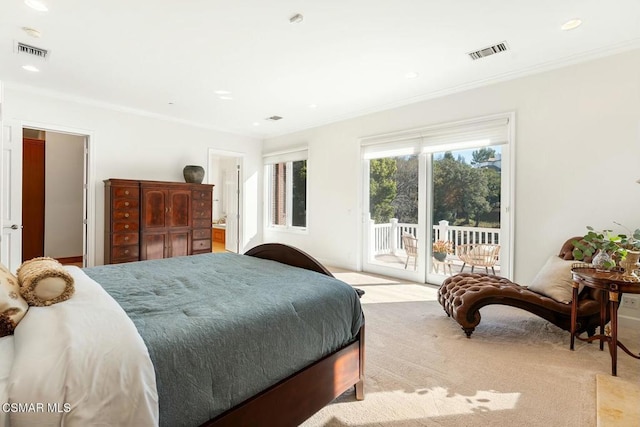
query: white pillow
[{"left": 528, "top": 256, "right": 582, "bottom": 304}]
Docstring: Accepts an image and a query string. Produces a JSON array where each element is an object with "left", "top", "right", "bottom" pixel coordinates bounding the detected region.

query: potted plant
[
  {"left": 615, "top": 223, "right": 640, "bottom": 277},
  {"left": 573, "top": 224, "right": 640, "bottom": 273},
  {"left": 433, "top": 240, "right": 452, "bottom": 262}
]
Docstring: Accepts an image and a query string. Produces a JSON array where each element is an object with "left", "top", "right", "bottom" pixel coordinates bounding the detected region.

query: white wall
[
  {"left": 4, "top": 88, "right": 263, "bottom": 265},
  {"left": 263, "top": 49, "right": 640, "bottom": 288},
  {"left": 44, "top": 131, "right": 84, "bottom": 258}
]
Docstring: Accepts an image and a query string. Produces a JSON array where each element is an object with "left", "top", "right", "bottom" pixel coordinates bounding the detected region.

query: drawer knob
[
  {"left": 201, "top": 202, "right": 204, "bottom": 207},
  {"left": 125, "top": 224, "right": 129, "bottom": 229},
  {"left": 125, "top": 213, "right": 129, "bottom": 218},
  {"left": 125, "top": 250, "right": 129, "bottom": 254},
  {"left": 124, "top": 237, "right": 129, "bottom": 241},
  {"left": 125, "top": 202, "right": 130, "bottom": 207},
  {"left": 125, "top": 190, "right": 129, "bottom": 195}
]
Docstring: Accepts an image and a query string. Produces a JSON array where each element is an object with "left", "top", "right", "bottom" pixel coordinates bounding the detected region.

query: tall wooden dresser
[{"left": 104, "top": 179, "right": 213, "bottom": 264}]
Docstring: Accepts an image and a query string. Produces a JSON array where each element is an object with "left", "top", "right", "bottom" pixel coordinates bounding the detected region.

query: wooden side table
[{"left": 570, "top": 266, "right": 640, "bottom": 376}]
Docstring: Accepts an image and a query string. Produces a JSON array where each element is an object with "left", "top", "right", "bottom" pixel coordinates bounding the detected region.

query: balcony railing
[{"left": 370, "top": 218, "right": 500, "bottom": 262}]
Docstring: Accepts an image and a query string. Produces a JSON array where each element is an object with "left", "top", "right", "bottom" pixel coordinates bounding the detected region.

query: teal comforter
[{"left": 84, "top": 252, "right": 363, "bottom": 427}]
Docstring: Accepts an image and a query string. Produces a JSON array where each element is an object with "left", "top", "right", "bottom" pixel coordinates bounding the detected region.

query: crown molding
[{"left": 3, "top": 81, "right": 262, "bottom": 140}]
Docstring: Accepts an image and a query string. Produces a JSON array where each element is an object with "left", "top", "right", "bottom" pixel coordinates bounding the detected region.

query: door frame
[
  {"left": 19, "top": 120, "right": 96, "bottom": 267},
  {"left": 207, "top": 148, "right": 244, "bottom": 253}
]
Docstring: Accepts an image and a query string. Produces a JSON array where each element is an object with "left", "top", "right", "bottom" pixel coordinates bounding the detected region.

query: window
[{"left": 265, "top": 148, "right": 307, "bottom": 229}]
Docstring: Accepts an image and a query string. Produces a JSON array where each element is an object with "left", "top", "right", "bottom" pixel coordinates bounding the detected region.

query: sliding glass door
[{"left": 361, "top": 113, "right": 514, "bottom": 285}]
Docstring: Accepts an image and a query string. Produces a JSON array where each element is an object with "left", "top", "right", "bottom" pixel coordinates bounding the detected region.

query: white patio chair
[
  {"left": 402, "top": 233, "right": 418, "bottom": 270},
  {"left": 457, "top": 243, "right": 500, "bottom": 275}
]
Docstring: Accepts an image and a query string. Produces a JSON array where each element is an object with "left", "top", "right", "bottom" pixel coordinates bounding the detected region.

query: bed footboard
[{"left": 204, "top": 324, "right": 365, "bottom": 427}]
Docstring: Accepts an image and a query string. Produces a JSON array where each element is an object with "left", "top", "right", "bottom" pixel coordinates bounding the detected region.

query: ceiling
[{"left": 1, "top": 1, "right": 639, "bottom": 138}]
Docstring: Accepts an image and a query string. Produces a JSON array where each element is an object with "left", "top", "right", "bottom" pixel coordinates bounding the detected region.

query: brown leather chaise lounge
[{"left": 438, "top": 237, "right": 608, "bottom": 338}]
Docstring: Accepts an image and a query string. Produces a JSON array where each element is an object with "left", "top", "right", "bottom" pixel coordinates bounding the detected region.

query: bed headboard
[{"left": 244, "top": 243, "right": 334, "bottom": 277}]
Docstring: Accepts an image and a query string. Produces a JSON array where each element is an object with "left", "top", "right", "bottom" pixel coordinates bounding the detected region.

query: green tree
[
  {"left": 393, "top": 155, "right": 418, "bottom": 223},
  {"left": 369, "top": 158, "right": 397, "bottom": 223},
  {"left": 433, "top": 154, "right": 491, "bottom": 226},
  {"left": 291, "top": 160, "right": 307, "bottom": 227},
  {"left": 482, "top": 167, "right": 501, "bottom": 209},
  {"left": 471, "top": 147, "right": 496, "bottom": 165}
]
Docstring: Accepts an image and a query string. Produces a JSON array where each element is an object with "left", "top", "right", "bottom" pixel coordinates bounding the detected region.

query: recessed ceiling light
[
  {"left": 22, "top": 65, "right": 39, "bottom": 72},
  {"left": 214, "top": 90, "right": 231, "bottom": 95},
  {"left": 405, "top": 72, "right": 419, "bottom": 79},
  {"left": 24, "top": 0, "right": 48, "bottom": 12},
  {"left": 252, "top": 122, "right": 260, "bottom": 126},
  {"left": 561, "top": 19, "right": 582, "bottom": 31},
  {"left": 218, "top": 96, "right": 233, "bottom": 100},
  {"left": 289, "top": 13, "right": 304, "bottom": 24},
  {"left": 22, "top": 27, "right": 41, "bottom": 38},
  {"left": 308, "top": 104, "right": 317, "bottom": 109}
]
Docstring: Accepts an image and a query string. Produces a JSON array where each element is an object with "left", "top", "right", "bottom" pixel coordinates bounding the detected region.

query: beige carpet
[{"left": 302, "top": 270, "right": 640, "bottom": 427}]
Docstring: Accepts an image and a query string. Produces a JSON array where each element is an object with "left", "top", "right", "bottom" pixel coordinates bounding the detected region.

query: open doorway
[
  {"left": 22, "top": 128, "right": 87, "bottom": 266},
  {"left": 208, "top": 149, "right": 243, "bottom": 253}
]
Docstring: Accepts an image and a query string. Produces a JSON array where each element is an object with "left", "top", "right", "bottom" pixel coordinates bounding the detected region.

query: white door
[
  {"left": 1, "top": 118, "right": 24, "bottom": 272},
  {"left": 225, "top": 163, "right": 240, "bottom": 252}
]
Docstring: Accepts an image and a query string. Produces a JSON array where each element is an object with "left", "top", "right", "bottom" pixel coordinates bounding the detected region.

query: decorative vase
[
  {"left": 620, "top": 250, "right": 640, "bottom": 279},
  {"left": 433, "top": 252, "right": 447, "bottom": 262},
  {"left": 183, "top": 165, "right": 205, "bottom": 184},
  {"left": 591, "top": 249, "right": 613, "bottom": 272}
]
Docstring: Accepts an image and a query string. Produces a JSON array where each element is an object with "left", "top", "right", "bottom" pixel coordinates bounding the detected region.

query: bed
[{"left": 1, "top": 243, "right": 365, "bottom": 427}]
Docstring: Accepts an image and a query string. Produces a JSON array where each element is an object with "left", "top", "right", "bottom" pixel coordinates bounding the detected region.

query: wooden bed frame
[{"left": 203, "top": 243, "right": 365, "bottom": 427}]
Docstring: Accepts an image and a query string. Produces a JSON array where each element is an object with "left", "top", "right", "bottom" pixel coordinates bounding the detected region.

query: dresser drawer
[
  {"left": 112, "top": 245, "right": 139, "bottom": 259},
  {"left": 192, "top": 209, "right": 212, "bottom": 220},
  {"left": 113, "top": 233, "right": 139, "bottom": 246},
  {"left": 192, "top": 228, "right": 210, "bottom": 240},
  {"left": 192, "top": 239, "right": 211, "bottom": 251},
  {"left": 193, "top": 219, "right": 211, "bottom": 229},
  {"left": 113, "top": 199, "right": 139, "bottom": 209},
  {"left": 113, "top": 187, "right": 139, "bottom": 199},
  {"left": 192, "top": 190, "right": 212, "bottom": 201},
  {"left": 113, "top": 222, "right": 140, "bottom": 232},
  {"left": 112, "top": 209, "right": 139, "bottom": 221},
  {"left": 192, "top": 199, "right": 211, "bottom": 210}
]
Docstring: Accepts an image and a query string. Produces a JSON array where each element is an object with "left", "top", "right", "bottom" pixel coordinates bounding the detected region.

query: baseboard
[
  {"left": 316, "top": 257, "right": 357, "bottom": 272},
  {"left": 618, "top": 314, "right": 640, "bottom": 328}
]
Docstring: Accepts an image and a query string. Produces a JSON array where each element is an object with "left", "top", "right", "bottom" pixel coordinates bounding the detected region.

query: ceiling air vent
[
  {"left": 266, "top": 116, "right": 283, "bottom": 121},
  {"left": 468, "top": 41, "right": 508, "bottom": 60},
  {"left": 15, "top": 41, "right": 49, "bottom": 60}
]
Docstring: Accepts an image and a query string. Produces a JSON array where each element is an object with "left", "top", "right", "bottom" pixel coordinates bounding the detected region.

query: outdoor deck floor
[{"left": 374, "top": 253, "right": 501, "bottom": 276}]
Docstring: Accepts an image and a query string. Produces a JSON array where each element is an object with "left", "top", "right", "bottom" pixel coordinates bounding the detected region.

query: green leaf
[{"left": 573, "top": 248, "right": 584, "bottom": 260}]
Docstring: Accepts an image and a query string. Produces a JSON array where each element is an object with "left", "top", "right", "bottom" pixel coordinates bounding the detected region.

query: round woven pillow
[{"left": 17, "top": 257, "right": 75, "bottom": 306}]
